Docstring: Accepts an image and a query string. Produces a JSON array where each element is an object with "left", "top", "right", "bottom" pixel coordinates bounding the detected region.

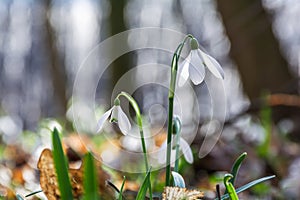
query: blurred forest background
[{"left": 1, "top": 0, "right": 300, "bottom": 199}]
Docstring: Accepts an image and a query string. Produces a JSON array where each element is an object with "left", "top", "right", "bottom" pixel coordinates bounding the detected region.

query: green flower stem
[
  {"left": 165, "top": 34, "right": 194, "bottom": 186},
  {"left": 174, "top": 129, "right": 181, "bottom": 172},
  {"left": 116, "top": 91, "right": 152, "bottom": 200}
]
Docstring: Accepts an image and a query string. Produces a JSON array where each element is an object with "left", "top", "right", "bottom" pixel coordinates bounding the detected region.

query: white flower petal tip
[
  {"left": 171, "top": 171, "right": 186, "bottom": 188},
  {"left": 198, "top": 49, "right": 224, "bottom": 80},
  {"left": 180, "top": 138, "right": 194, "bottom": 164},
  {"left": 96, "top": 105, "right": 131, "bottom": 135},
  {"left": 117, "top": 106, "right": 131, "bottom": 135},
  {"left": 188, "top": 56, "right": 205, "bottom": 85},
  {"left": 188, "top": 50, "right": 206, "bottom": 85},
  {"left": 179, "top": 47, "right": 225, "bottom": 86},
  {"left": 156, "top": 140, "right": 177, "bottom": 165},
  {"left": 96, "top": 108, "right": 113, "bottom": 133},
  {"left": 178, "top": 50, "right": 206, "bottom": 86},
  {"left": 157, "top": 137, "right": 194, "bottom": 164}
]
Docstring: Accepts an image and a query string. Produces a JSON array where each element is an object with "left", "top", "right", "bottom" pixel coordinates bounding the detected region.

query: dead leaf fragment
[
  {"left": 162, "top": 186, "right": 204, "bottom": 200},
  {"left": 37, "top": 148, "right": 110, "bottom": 199}
]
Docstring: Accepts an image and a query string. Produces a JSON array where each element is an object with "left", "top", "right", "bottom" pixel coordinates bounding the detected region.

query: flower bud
[{"left": 172, "top": 116, "right": 181, "bottom": 134}]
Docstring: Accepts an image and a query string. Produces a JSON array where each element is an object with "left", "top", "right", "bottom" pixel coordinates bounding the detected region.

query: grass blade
[
  {"left": 230, "top": 152, "right": 247, "bottom": 186},
  {"left": 118, "top": 176, "right": 126, "bottom": 200},
  {"left": 171, "top": 171, "right": 185, "bottom": 188},
  {"left": 217, "top": 175, "right": 275, "bottom": 200},
  {"left": 223, "top": 174, "right": 239, "bottom": 200},
  {"left": 52, "top": 127, "right": 73, "bottom": 200},
  {"left": 83, "top": 152, "right": 99, "bottom": 200},
  {"left": 136, "top": 167, "right": 151, "bottom": 200},
  {"left": 234, "top": 175, "right": 275, "bottom": 195},
  {"left": 224, "top": 152, "right": 247, "bottom": 195}
]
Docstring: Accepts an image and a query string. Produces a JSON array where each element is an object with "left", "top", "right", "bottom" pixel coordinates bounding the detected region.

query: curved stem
[
  {"left": 177, "top": 34, "right": 193, "bottom": 56},
  {"left": 224, "top": 174, "right": 239, "bottom": 200},
  {"left": 117, "top": 92, "right": 148, "bottom": 169},
  {"left": 165, "top": 34, "right": 194, "bottom": 186},
  {"left": 117, "top": 91, "right": 152, "bottom": 200}
]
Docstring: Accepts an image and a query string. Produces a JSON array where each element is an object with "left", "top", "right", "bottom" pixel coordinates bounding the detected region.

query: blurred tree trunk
[
  {"left": 216, "top": 0, "right": 293, "bottom": 100},
  {"left": 109, "top": 0, "right": 132, "bottom": 92},
  {"left": 44, "top": 0, "right": 67, "bottom": 116}
]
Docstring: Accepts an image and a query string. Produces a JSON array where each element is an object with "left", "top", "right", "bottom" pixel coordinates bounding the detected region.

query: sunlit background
[{"left": 1, "top": 0, "right": 300, "bottom": 199}]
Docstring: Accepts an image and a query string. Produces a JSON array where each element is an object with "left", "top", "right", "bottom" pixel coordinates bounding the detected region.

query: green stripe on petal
[{"left": 110, "top": 105, "right": 118, "bottom": 123}]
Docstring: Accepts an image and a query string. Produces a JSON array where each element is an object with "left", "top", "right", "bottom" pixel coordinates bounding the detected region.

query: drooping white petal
[
  {"left": 188, "top": 50, "right": 205, "bottom": 85},
  {"left": 117, "top": 106, "right": 131, "bottom": 135},
  {"left": 157, "top": 140, "right": 167, "bottom": 164},
  {"left": 180, "top": 137, "right": 193, "bottom": 164},
  {"left": 177, "top": 53, "right": 191, "bottom": 87},
  {"left": 96, "top": 107, "right": 113, "bottom": 133},
  {"left": 198, "top": 49, "right": 224, "bottom": 79},
  {"left": 156, "top": 139, "right": 176, "bottom": 166},
  {"left": 170, "top": 150, "right": 177, "bottom": 167}
]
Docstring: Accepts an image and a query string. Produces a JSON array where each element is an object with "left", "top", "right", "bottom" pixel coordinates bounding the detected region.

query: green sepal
[
  {"left": 136, "top": 167, "right": 152, "bottom": 200},
  {"left": 114, "top": 98, "right": 120, "bottom": 106},
  {"left": 190, "top": 38, "right": 199, "bottom": 50}
]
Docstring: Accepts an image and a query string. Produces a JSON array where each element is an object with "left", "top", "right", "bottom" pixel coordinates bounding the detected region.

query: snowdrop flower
[
  {"left": 157, "top": 135, "right": 193, "bottom": 165},
  {"left": 178, "top": 38, "right": 224, "bottom": 86},
  {"left": 97, "top": 98, "right": 131, "bottom": 134}
]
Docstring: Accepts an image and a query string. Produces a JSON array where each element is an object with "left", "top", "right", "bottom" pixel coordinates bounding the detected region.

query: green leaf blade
[
  {"left": 136, "top": 167, "right": 151, "bottom": 200},
  {"left": 52, "top": 127, "right": 73, "bottom": 200},
  {"left": 230, "top": 152, "right": 247, "bottom": 185},
  {"left": 235, "top": 175, "right": 275, "bottom": 195},
  {"left": 218, "top": 175, "right": 275, "bottom": 200},
  {"left": 118, "top": 176, "right": 126, "bottom": 200},
  {"left": 83, "top": 152, "right": 99, "bottom": 200}
]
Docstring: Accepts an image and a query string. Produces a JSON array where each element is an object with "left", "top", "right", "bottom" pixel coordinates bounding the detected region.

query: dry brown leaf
[
  {"left": 162, "top": 186, "right": 204, "bottom": 200},
  {"left": 63, "top": 134, "right": 89, "bottom": 156},
  {"left": 37, "top": 149, "right": 110, "bottom": 200}
]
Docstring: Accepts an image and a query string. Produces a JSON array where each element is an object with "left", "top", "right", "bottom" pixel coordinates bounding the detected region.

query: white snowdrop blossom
[
  {"left": 178, "top": 38, "right": 224, "bottom": 86},
  {"left": 157, "top": 136, "right": 193, "bottom": 165},
  {"left": 97, "top": 98, "right": 131, "bottom": 135}
]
